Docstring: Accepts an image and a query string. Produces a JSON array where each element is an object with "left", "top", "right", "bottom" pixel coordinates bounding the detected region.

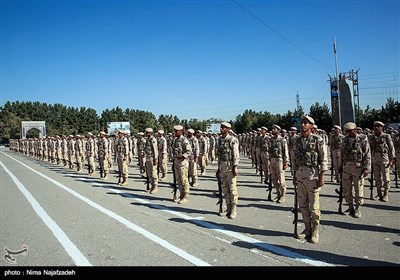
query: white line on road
[
  {"left": 0, "top": 161, "right": 92, "bottom": 266},
  {"left": 1, "top": 152, "right": 210, "bottom": 266},
  {"left": 73, "top": 175, "right": 334, "bottom": 266}
]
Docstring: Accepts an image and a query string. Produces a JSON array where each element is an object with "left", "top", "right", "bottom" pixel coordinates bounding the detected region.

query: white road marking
[
  {"left": 1, "top": 152, "right": 210, "bottom": 266},
  {"left": 0, "top": 161, "right": 92, "bottom": 266}
]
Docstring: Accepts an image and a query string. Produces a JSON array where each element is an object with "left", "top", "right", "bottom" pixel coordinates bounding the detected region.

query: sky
[{"left": 1, "top": 0, "right": 399, "bottom": 121}]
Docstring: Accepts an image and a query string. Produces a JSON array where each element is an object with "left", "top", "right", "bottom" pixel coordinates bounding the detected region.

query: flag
[{"left": 333, "top": 36, "right": 337, "bottom": 54}]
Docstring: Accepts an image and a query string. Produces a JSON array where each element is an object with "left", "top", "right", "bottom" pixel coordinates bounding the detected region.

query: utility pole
[{"left": 333, "top": 36, "right": 342, "bottom": 128}]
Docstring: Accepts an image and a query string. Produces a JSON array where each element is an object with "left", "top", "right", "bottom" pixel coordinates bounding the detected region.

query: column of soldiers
[{"left": 8, "top": 119, "right": 399, "bottom": 243}]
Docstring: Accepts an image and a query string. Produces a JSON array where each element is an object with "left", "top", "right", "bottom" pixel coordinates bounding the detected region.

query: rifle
[
  {"left": 170, "top": 161, "right": 177, "bottom": 201},
  {"left": 335, "top": 170, "right": 344, "bottom": 215},
  {"left": 369, "top": 165, "right": 374, "bottom": 200},
  {"left": 99, "top": 160, "right": 104, "bottom": 179},
  {"left": 216, "top": 175, "right": 223, "bottom": 214},
  {"left": 145, "top": 171, "right": 150, "bottom": 191},
  {"left": 292, "top": 179, "right": 298, "bottom": 238},
  {"left": 117, "top": 162, "right": 122, "bottom": 184},
  {"left": 267, "top": 173, "right": 273, "bottom": 201}
]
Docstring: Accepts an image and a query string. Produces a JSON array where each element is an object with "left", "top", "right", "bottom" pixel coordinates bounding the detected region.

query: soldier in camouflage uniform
[
  {"left": 144, "top": 128, "right": 159, "bottom": 194},
  {"left": 98, "top": 131, "right": 110, "bottom": 180},
  {"left": 115, "top": 130, "right": 129, "bottom": 186},
  {"left": 369, "top": 121, "right": 396, "bottom": 201},
  {"left": 293, "top": 116, "right": 328, "bottom": 244},
  {"left": 268, "top": 124, "right": 289, "bottom": 203},
  {"left": 172, "top": 125, "right": 192, "bottom": 204},
  {"left": 260, "top": 126, "right": 270, "bottom": 184},
  {"left": 187, "top": 128, "right": 200, "bottom": 187},
  {"left": 329, "top": 125, "right": 345, "bottom": 182},
  {"left": 216, "top": 122, "right": 240, "bottom": 219},
  {"left": 86, "top": 132, "right": 96, "bottom": 176},
  {"left": 157, "top": 130, "right": 168, "bottom": 181},
  {"left": 75, "top": 135, "right": 84, "bottom": 173},
  {"left": 340, "top": 122, "right": 371, "bottom": 218}
]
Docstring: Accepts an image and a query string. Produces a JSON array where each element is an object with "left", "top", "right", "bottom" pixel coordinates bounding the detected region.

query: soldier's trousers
[
  {"left": 219, "top": 163, "right": 238, "bottom": 206},
  {"left": 117, "top": 158, "right": 129, "bottom": 178},
  {"left": 145, "top": 160, "right": 158, "bottom": 188},
  {"left": 87, "top": 155, "right": 95, "bottom": 174},
  {"left": 270, "top": 157, "right": 286, "bottom": 197},
  {"left": 342, "top": 162, "right": 364, "bottom": 207},
  {"left": 174, "top": 158, "right": 189, "bottom": 196},
  {"left": 373, "top": 161, "right": 391, "bottom": 192},
  {"left": 261, "top": 152, "right": 269, "bottom": 179},
  {"left": 297, "top": 179, "right": 321, "bottom": 226},
  {"left": 188, "top": 158, "right": 198, "bottom": 182},
  {"left": 158, "top": 153, "right": 167, "bottom": 176}
]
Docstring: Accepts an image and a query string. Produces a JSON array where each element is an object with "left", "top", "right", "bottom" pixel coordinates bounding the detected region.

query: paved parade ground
[{"left": 1, "top": 146, "right": 399, "bottom": 271}]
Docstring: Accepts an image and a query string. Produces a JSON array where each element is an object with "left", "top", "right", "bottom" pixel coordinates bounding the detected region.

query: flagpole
[{"left": 334, "top": 36, "right": 342, "bottom": 128}]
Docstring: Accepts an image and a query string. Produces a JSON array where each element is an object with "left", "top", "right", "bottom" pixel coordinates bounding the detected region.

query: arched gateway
[{"left": 21, "top": 121, "right": 46, "bottom": 139}]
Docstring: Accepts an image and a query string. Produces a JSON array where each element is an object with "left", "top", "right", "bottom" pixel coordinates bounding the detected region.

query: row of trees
[{"left": 0, "top": 98, "right": 399, "bottom": 142}]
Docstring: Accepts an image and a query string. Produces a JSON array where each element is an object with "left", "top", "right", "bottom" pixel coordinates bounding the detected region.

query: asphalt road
[{"left": 1, "top": 147, "right": 399, "bottom": 271}]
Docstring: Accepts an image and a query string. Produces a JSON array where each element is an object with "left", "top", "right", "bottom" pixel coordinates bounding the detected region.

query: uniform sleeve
[
  {"left": 282, "top": 138, "right": 289, "bottom": 164},
  {"left": 183, "top": 138, "right": 192, "bottom": 159},
  {"left": 362, "top": 136, "right": 372, "bottom": 171},
  {"left": 317, "top": 137, "right": 328, "bottom": 172},
  {"left": 231, "top": 137, "right": 240, "bottom": 166},
  {"left": 387, "top": 134, "right": 396, "bottom": 160},
  {"left": 152, "top": 137, "right": 158, "bottom": 159}
]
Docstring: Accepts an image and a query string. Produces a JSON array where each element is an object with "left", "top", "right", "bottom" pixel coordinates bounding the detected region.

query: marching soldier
[
  {"left": 260, "top": 126, "right": 270, "bottom": 183},
  {"left": 340, "top": 122, "right": 371, "bottom": 218},
  {"left": 144, "top": 128, "right": 159, "bottom": 194},
  {"left": 137, "top": 132, "right": 146, "bottom": 177},
  {"left": 115, "top": 130, "right": 129, "bottom": 186},
  {"left": 157, "top": 130, "right": 168, "bottom": 181},
  {"left": 329, "top": 125, "right": 345, "bottom": 182},
  {"left": 293, "top": 116, "right": 328, "bottom": 244},
  {"left": 369, "top": 121, "right": 396, "bottom": 201},
  {"left": 86, "top": 132, "right": 96, "bottom": 176},
  {"left": 98, "top": 131, "right": 110, "bottom": 180},
  {"left": 75, "top": 135, "right": 84, "bottom": 172},
  {"left": 197, "top": 130, "right": 207, "bottom": 175},
  {"left": 172, "top": 125, "right": 192, "bottom": 204},
  {"left": 187, "top": 128, "right": 200, "bottom": 187},
  {"left": 268, "top": 124, "right": 289, "bottom": 203},
  {"left": 216, "top": 122, "right": 240, "bottom": 219}
]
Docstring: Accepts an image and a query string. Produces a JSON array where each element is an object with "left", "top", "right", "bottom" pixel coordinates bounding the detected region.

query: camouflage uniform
[
  {"left": 145, "top": 128, "right": 159, "bottom": 193},
  {"left": 268, "top": 125, "right": 289, "bottom": 203},
  {"left": 172, "top": 125, "right": 192, "bottom": 203},
  {"left": 293, "top": 116, "right": 328, "bottom": 243},
  {"left": 157, "top": 130, "right": 168, "bottom": 181},
  {"left": 340, "top": 122, "right": 371, "bottom": 217},
  {"left": 369, "top": 121, "right": 396, "bottom": 201},
  {"left": 217, "top": 122, "right": 240, "bottom": 219},
  {"left": 98, "top": 132, "right": 110, "bottom": 179},
  {"left": 188, "top": 129, "right": 200, "bottom": 187},
  {"left": 86, "top": 133, "right": 96, "bottom": 175},
  {"left": 115, "top": 130, "right": 129, "bottom": 186}
]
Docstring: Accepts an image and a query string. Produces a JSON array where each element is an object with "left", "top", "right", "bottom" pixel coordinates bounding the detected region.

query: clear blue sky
[{"left": 1, "top": 0, "right": 399, "bottom": 121}]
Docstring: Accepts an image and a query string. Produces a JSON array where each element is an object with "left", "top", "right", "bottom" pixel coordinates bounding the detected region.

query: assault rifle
[
  {"left": 369, "top": 165, "right": 374, "bottom": 200},
  {"left": 216, "top": 174, "right": 223, "bottom": 215},
  {"left": 335, "top": 169, "right": 345, "bottom": 215},
  {"left": 292, "top": 179, "right": 298, "bottom": 238},
  {"left": 267, "top": 173, "right": 273, "bottom": 201},
  {"left": 145, "top": 172, "right": 150, "bottom": 191}
]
